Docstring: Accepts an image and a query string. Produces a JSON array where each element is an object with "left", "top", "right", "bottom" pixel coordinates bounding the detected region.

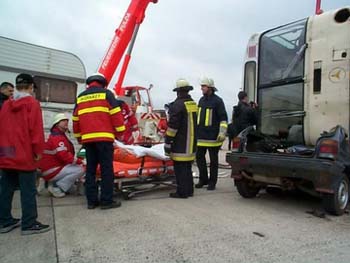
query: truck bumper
[{"left": 226, "top": 152, "right": 345, "bottom": 194}]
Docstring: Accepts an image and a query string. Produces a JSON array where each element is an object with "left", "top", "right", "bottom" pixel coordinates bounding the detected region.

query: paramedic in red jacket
[
  {"left": 121, "top": 101, "right": 139, "bottom": 145},
  {"left": 39, "top": 113, "right": 85, "bottom": 198},
  {"left": 0, "top": 73, "right": 50, "bottom": 235},
  {"left": 73, "top": 73, "right": 126, "bottom": 210}
]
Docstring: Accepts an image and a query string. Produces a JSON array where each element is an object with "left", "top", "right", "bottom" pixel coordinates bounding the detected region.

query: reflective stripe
[
  {"left": 43, "top": 150, "right": 56, "bottom": 155},
  {"left": 166, "top": 128, "right": 177, "bottom": 137},
  {"left": 197, "top": 139, "right": 223, "bottom": 147},
  {"left": 184, "top": 101, "right": 197, "bottom": 155},
  {"left": 77, "top": 93, "right": 106, "bottom": 104},
  {"left": 220, "top": 122, "right": 228, "bottom": 128},
  {"left": 171, "top": 153, "right": 196, "bottom": 161},
  {"left": 205, "top": 109, "right": 210, "bottom": 126},
  {"left": 82, "top": 132, "right": 115, "bottom": 140},
  {"left": 72, "top": 115, "right": 79, "bottom": 121},
  {"left": 116, "top": 125, "right": 126, "bottom": 132},
  {"left": 78, "top": 106, "right": 109, "bottom": 115},
  {"left": 42, "top": 167, "right": 60, "bottom": 176},
  {"left": 110, "top": 106, "right": 121, "bottom": 115},
  {"left": 184, "top": 101, "right": 198, "bottom": 113},
  {"left": 73, "top": 133, "right": 81, "bottom": 138},
  {"left": 197, "top": 107, "right": 201, "bottom": 125}
]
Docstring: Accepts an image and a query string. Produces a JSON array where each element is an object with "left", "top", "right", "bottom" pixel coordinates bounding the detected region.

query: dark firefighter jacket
[
  {"left": 197, "top": 93, "right": 228, "bottom": 147},
  {"left": 165, "top": 94, "right": 198, "bottom": 162},
  {"left": 232, "top": 101, "right": 258, "bottom": 137},
  {"left": 72, "top": 85, "right": 126, "bottom": 144}
]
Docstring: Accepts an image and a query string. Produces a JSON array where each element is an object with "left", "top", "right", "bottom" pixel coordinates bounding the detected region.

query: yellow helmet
[
  {"left": 173, "top": 78, "right": 193, "bottom": 92},
  {"left": 51, "top": 113, "right": 69, "bottom": 130}
]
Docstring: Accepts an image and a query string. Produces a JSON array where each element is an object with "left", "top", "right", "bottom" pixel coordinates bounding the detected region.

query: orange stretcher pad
[{"left": 96, "top": 145, "right": 174, "bottom": 179}]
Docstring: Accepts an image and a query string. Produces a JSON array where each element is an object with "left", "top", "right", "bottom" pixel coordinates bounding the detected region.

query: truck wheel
[
  {"left": 235, "top": 178, "right": 260, "bottom": 198},
  {"left": 322, "top": 176, "right": 349, "bottom": 215}
]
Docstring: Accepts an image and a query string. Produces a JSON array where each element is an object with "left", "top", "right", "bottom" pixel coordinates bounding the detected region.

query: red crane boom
[{"left": 98, "top": 0, "right": 157, "bottom": 94}]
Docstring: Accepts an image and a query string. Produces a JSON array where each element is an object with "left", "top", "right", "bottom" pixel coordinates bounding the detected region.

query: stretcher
[{"left": 95, "top": 142, "right": 175, "bottom": 199}]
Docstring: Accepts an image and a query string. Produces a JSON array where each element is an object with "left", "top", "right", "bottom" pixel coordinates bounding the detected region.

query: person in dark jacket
[
  {"left": 232, "top": 91, "right": 258, "bottom": 137},
  {"left": 0, "top": 82, "right": 14, "bottom": 109},
  {"left": 227, "top": 122, "right": 235, "bottom": 150},
  {"left": 196, "top": 77, "right": 228, "bottom": 190},
  {"left": 164, "top": 79, "right": 198, "bottom": 198},
  {"left": 73, "top": 73, "right": 125, "bottom": 210},
  {"left": 0, "top": 73, "right": 50, "bottom": 235}
]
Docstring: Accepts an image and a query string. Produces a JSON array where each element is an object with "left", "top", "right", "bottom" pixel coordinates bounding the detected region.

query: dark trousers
[
  {"left": 173, "top": 161, "right": 193, "bottom": 197},
  {"left": 196, "top": 146, "right": 220, "bottom": 186},
  {"left": 85, "top": 142, "right": 114, "bottom": 205},
  {"left": 228, "top": 137, "right": 232, "bottom": 150},
  {"left": 0, "top": 169, "right": 38, "bottom": 229}
]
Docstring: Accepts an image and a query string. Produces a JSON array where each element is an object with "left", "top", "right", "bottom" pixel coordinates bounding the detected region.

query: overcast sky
[{"left": 0, "top": 0, "right": 348, "bottom": 117}]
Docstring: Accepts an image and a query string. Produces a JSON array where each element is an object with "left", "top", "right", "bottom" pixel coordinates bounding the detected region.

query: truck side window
[{"left": 313, "top": 61, "right": 322, "bottom": 93}]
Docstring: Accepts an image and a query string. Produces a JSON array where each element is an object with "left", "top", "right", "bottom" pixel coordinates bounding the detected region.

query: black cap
[
  {"left": 238, "top": 91, "right": 248, "bottom": 101},
  {"left": 16, "top": 73, "right": 34, "bottom": 85},
  {"left": 0, "top": 82, "right": 14, "bottom": 89}
]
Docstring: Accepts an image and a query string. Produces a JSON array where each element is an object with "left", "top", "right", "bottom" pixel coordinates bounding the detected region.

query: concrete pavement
[{"left": 1, "top": 145, "right": 350, "bottom": 263}]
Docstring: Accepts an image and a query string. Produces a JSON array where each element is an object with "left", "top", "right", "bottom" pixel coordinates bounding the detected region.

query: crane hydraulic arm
[{"left": 98, "top": 0, "right": 157, "bottom": 94}]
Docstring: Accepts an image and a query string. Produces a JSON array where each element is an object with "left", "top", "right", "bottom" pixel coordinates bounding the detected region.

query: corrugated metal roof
[{"left": 0, "top": 36, "right": 86, "bottom": 82}]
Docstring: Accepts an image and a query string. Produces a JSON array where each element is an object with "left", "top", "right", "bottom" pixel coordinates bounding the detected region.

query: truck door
[{"left": 257, "top": 19, "right": 307, "bottom": 145}]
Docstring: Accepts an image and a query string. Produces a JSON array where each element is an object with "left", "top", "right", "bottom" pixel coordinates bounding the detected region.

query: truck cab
[{"left": 226, "top": 7, "right": 350, "bottom": 215}]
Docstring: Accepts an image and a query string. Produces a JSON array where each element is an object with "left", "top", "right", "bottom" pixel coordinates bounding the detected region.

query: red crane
[{"left": 98, "top": 0, "right": 158, "bottom": 95}]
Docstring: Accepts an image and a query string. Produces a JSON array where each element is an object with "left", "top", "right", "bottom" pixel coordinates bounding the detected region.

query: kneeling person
[{"left": 39, "top": 113, "right": 84, "bottom": 197}]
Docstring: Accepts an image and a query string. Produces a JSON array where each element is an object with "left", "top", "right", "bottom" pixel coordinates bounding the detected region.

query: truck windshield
[
  {"left": 259, "top": 19, "right": 307, "bottom": 86},
  {"left": 257, "top": 19, "right": 307, "bottom": 144}
]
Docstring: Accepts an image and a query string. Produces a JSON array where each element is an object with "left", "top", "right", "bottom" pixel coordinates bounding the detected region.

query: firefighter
[
  {"left": 164, "top": 79, "right": 198, "bottom": 198},
  {"left": 72, "top": 73, "right": 125, "bottom": 210},
  {"left": 39, "top": 113, "right": 85, "bottom": 198},
  {"left": 196, "top": 77, "right": 228, "bottom": 190}
]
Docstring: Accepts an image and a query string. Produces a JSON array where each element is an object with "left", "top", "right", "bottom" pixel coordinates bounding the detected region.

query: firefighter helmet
[
  {"left": 173, "top": 78, "right": 193, "bottom": 92},
  {"left": 200, "top": 77, "right": 217, "bottom": 91},
  {"left": 86, "top": 73, "right": 107, "bottom": 87},
  {"left": 51, "top": 113, "right": 69, "bottom": 130}
]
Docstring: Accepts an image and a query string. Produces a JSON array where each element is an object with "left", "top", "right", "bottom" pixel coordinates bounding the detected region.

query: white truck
[{"left": 226, "top": 7, "right": 350, "bottom": 215}]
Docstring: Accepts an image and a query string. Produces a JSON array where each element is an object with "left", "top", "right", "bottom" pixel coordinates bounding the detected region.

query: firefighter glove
[{"left": 217, "top": 133, "right": 226, "bottom": 142}]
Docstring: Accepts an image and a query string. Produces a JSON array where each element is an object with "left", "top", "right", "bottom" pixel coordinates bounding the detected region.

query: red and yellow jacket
[
  {"left": 72, "top": 84, "right": 126, "bottom": 144},
  {"left": 39, "top": 127, "right": 83, "bottom": 181}
]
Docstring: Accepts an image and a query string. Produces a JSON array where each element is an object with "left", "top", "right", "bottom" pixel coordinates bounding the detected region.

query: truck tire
[
  {"left": 322, "top": 176, "right": 349, "bottom": 215},
  {"left": 235, "top": 178, "right": 260, "bottom": 198}
]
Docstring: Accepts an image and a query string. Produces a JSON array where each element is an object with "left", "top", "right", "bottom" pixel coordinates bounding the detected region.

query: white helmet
[
  {"left": 51, "top": 113, "right": 69, "bottom": 130},
  {"left": 173, "top": 78, "right": 193, "bottom": 92},
  {"left": 200, "top": 77, "right": 217, "bottom": 91}
]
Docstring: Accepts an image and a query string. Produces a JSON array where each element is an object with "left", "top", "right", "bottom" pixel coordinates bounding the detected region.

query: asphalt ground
[{"left": 1, "top": 144, "right": 350, "bottom": 263}]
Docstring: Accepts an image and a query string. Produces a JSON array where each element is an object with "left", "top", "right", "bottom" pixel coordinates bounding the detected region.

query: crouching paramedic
[
  {"left": 73, "top": 73, "right": 125, "bottom": 210},
  {"left": 39, "top": 113, "right": 85, "bottom": 198}
]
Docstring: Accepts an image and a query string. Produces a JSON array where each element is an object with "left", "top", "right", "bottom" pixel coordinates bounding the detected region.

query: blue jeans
[{"left": 0, "top": 169, "right": 38, "bottom": 229}]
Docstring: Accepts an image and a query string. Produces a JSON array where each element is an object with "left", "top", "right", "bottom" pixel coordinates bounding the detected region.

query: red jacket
[
  {"left": 157, "top": 118, "right": 168, "bottom": 136},
  {"left": 39, "top": 127, "right": 82, "bottom": 181},
  {"left": 0, "top": 93, "right": 45, "bottom": 171},
  {"left": 72, "top": 85, "right": 126, "bottom": 144},
  {"left": 121, "top": 102, "right": 138, "bottom": 144}
]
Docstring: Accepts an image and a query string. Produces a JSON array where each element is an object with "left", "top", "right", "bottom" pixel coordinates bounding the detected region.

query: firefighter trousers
[
  {"left": 196, "top": 146, "right": 220, "bottom": 186},
  {"left": 173, "top": 161, "right": 193, "bottom": 197},
  {"left": 85, "top": 142, "right": 114, "bottom": 206}
]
